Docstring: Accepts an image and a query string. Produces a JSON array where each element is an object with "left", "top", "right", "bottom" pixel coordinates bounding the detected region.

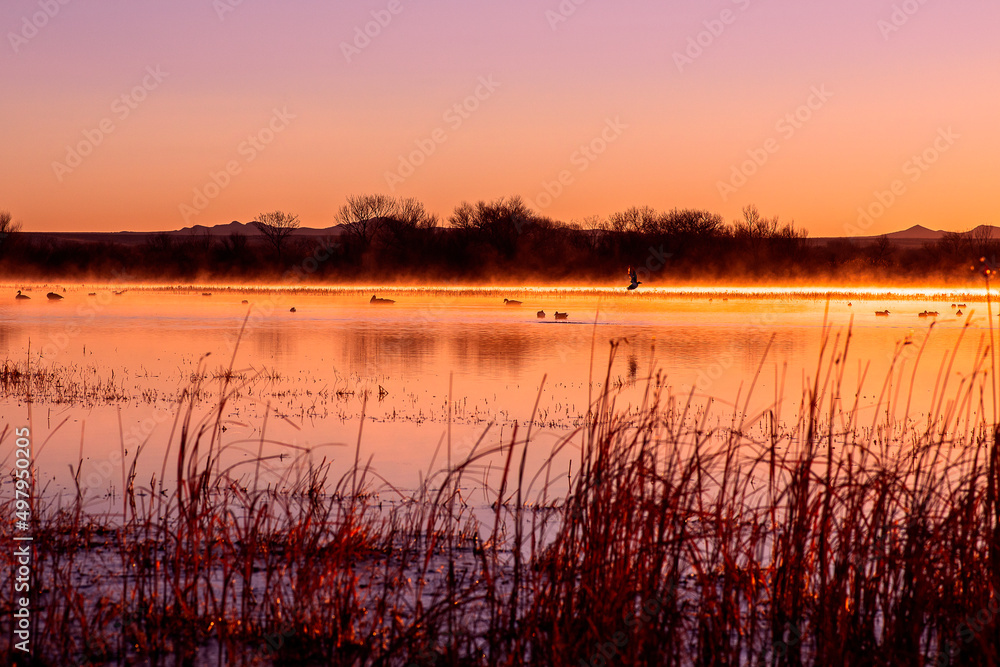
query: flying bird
[{"left": 627, "top": 266, "right": 641, "bottom": 290}]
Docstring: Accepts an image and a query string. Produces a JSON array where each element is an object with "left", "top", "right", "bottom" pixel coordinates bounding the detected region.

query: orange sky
[{"left": 1, "top": 0, "right": 997, "bottom": 236}]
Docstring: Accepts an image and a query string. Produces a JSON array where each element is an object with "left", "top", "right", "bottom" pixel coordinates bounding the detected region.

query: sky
[{"left": 1, "top": 0, "right": 997, "bottom": 236}]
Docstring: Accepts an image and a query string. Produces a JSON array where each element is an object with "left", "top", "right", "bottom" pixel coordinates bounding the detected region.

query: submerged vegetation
[
  {"left": 3, "top": 320, "right": 1000, "bottom": 665},
  {"left": 2, "top": 198, "right": 996, "bottom": 286}
]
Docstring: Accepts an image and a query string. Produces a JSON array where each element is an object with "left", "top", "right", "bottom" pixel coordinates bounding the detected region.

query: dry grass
[{"left": 2, "top": 320, "right": 1000, "bottom": 665}]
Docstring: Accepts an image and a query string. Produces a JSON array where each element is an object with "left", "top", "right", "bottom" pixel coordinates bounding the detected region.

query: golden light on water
[{"left": 5, "top": 283, "right": 996, "bottom": 301}]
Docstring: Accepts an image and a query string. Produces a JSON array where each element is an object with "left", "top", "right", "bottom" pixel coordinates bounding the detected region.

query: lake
[{"left": 1, "top": 284, "right": 996, "bottom": 500}]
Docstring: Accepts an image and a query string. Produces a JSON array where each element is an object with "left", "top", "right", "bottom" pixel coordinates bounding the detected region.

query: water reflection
[{"left": 0, "top": 287, "right": 996, "bottom": 492}]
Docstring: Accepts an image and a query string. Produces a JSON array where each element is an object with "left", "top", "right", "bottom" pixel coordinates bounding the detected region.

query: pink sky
[{"left": 1, "top": 0, "right": 997, "bottom": 236}]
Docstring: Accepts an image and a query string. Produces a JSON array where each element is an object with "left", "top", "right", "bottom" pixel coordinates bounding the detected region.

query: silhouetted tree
[
  {"left": 970, "top": 225, "right": 997, "bottom": 260},
  {"left": 868, "top": 235, "right": 895, "bottom": 270},
  {"left": 336, "top": 194, "right": 396, "bottom": 251},
  {"left": 604, "top": 206, "right": 658, "bottom": 234},
  {"left": 253, "top": 210, "right": 300, "bottom": 260},
  {"left": 449, "top": 196, "right": 534, "bottom": 260},
  {"left": 660, "top": 208, "right": 725, "bottom": 238},
  {"left": 381, "top": 198, "right": 438, "bottom": 264},
  {"left": 0, "top": 210, "right": 22, "bottom": 257}
]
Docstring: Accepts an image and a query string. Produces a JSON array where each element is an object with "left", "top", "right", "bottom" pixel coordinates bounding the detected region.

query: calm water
[{"left": 1, "top": 284, "right": 995, "bottom": 498}]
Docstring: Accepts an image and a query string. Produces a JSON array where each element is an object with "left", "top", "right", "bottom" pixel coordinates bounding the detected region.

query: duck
[
  {"left": 46, "top": 292, "right": 64, "bottom": 300},
  {"left": 875, "top": 310, "right": 890, "bottom": 317},
  {"left": 627, "top": 266, "right": 641, "bottom": 290},
  {"left": 537, "top": 310, "right": 545, "bottom": 319},
  {"left": 554, "top": 312, "right": 569, "bottom": 320},
  {"left": 241, "top": 299, "right": 249, "bottom": 304},
  {"left": 15, "top": 290, "right": 30, "bottom": 300},
  {"left": 370, "top": 294, "right": 395, "bottom": 305},
  {"left": 503, "top": 298, "right": 522, "bottom": 306},
  {"left": 289, "top": 307, "right": 296, "bottom": 313},
  {"left": 956, "top": 309, "right": 963, "bottom": 316}
]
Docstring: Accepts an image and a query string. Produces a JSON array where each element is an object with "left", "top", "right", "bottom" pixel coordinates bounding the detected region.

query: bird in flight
[{"left": 627, "top": 266, "right": 641, "bottom": 290}]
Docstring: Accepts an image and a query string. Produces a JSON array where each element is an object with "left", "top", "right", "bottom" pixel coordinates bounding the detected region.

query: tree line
[{"left": 0, "top": 199, "right": 994, "bottom": 285}]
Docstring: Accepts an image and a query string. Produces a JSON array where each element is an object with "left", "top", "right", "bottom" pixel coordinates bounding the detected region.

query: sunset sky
[{"left": 1, "top": 0, "right": 997, "bottom": 236}]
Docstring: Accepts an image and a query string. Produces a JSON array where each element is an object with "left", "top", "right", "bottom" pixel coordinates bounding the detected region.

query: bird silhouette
[
  {"left": 370, "top": 294, "right": 395, "bottom": 304},
  {"left": 537, "top": 310, "right": 545, "bottom": 319},
  {"left": 503, "top": 298, "right": 522, "bottom": 306},
  {"left": 47, "top": 292, "right": 64, "bottom": 300},
  {"left": 15, "top": 290, "right": 30, "bottom": 300},
  {"left": 554, "top": 312, "right": 568, "bottom": 320},
  {"left": 627, "top": 266, "right": 641, "bottom": 290}
]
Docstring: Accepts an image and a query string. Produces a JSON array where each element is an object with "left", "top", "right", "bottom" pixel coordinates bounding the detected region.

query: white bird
[{"left": 627, "top": 266, "right": 641, "bottom": 290}]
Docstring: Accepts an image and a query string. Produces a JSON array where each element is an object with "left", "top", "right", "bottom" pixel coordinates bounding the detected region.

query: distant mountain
[
  {"left": 168, "top": 221, "right": 345, "bottom": 237},
  {"left": 884, "top": 225, "right": 944, "bottom": 240},
  {"left": 23, "top": 220, "right": 345, "bottom": 247}
]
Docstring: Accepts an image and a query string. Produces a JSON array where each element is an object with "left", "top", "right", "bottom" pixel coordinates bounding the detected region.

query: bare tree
[
  {"left": 868, "top": 234, "right": 895, "bottom": 269},
  {"left": 604, "top": 206, "right": 657, "bottom": 234},
  {"left": 336, "top": 194, "right": 397, "bottom": 250},
  {"left": 970, "top": 225, "right": 996, "bottom": 259},
  {"left": 449, "top": 201, "right": 476, "bottom": 231},
  {"left": 253, "top": 210, "right": 300, "bottom": 260},
  {"left": 394, "top": 197, "right": 437, "bottom": 230},
  {"left": 382, "top": 198, "right": 437, "bottom": 254},
  {"left": 0, "top": 210, "right": 22, "bottom": 256},
  {"left": 660, "top": 208, "right": 725, "bottom": 237}
]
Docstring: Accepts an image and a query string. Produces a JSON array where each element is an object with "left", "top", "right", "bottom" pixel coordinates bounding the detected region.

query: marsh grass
[{"left": 3, "top": 319, "right": 1000, "bottom": 665}]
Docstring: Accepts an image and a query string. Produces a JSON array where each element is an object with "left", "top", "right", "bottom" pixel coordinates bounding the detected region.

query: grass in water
[{"left": 2, "top": 318, "right": 1000, "bottom": 665}]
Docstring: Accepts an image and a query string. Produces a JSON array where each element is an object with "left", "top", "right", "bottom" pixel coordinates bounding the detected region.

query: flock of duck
[
  {"left": 369, "top": 294, "right": 570, "bottom": 320},
  {"left": 15, "top": 289, "right": 63, "bottom": 300},
  {"left": 503, "top": 298, "right": 568, "bottom": 320},
  {"left": 872, "top": 303, "right": 966, "bottom": 318},
  {"left": 10, "top": 289, "right": 979, "bottom": 325}
]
